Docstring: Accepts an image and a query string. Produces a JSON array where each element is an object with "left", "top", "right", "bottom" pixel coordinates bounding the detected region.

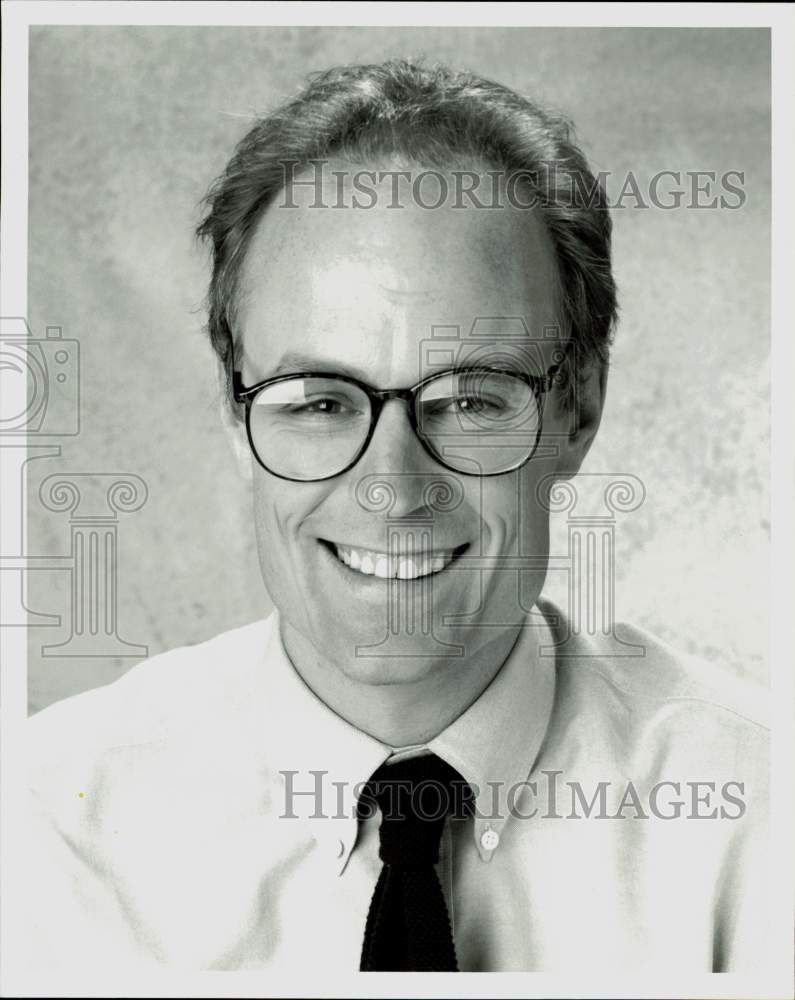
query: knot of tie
[
  {"left": 359, "top": 752, "right": 469, "bottom": 970},
  {"left": 361, "top": 753, "right": 470, "bottom": 870}
]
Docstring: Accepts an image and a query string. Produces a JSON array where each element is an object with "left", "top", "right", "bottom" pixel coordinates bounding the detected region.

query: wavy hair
[{"left": 196, "top": 59, "right": 617, "bottom": 411}]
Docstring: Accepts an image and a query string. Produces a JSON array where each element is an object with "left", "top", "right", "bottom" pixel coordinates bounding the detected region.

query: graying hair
[{"left": 196, "top": 58, "right": 617, "bottom": 411}]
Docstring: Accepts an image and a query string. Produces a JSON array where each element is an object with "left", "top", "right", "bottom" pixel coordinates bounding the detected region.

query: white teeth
[
  {"left": 397, "top": 558, "right": 418, "bottom": 580},
  {"left": 331, "top": 543, "right": 460, "bottom": 579}
]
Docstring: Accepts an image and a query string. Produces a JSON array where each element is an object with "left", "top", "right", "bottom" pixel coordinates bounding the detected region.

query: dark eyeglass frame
[{"left": 232, "top": 349, "right": 569, "bottom": 482}]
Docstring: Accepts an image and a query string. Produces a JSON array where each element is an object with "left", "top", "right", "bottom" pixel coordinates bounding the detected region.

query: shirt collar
[
  {"left": 427, "top": 610, "right": 556, "bottom": 860},
  {"left": 257, "top": 606, "right": 556, "bottom": 872}
]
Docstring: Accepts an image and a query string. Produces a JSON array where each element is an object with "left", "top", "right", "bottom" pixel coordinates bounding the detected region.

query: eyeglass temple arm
[
  {"left": 232, "top": 370, "right": 250, "bottom": 402},
  {"left": 536, "top": 341, "right": 572, "bottom": 393}
]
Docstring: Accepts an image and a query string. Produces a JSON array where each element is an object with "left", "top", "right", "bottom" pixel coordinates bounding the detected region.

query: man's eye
[
  {"left": 453, "top": 395, "right": 504, "bottom": 414},
  {"left": 301, "top": 398, "right": 344, "bottom": 414},
  {"left": 422, "top": 395, "right": 506, "bottom": 423},
  {"left": 456, "top": 396, "right": 486, "bottom": 412},
  {"left": 286, "top": 397, "right": 361, "bottom": 417}
]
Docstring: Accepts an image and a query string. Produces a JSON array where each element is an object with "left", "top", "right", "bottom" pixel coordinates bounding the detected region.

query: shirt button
[{"left": 480, "top": 829, "right": 500, "bottom": 852}]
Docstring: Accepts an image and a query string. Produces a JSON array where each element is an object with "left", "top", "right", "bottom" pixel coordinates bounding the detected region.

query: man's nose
[
  {"left": 361, "top": 398, "right": 433, "bottom": 474},
  {"left": 351, "top": 398, "right": 442, "bottom": 515}
]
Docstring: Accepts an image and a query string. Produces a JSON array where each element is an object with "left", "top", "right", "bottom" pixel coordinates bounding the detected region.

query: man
[{"left": 22, "top": 60, "right": 768, "bottom": 974}]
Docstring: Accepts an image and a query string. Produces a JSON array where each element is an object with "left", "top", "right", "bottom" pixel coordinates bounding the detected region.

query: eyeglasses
[{"left": 233, "top": 356, "right": 567, "bottom": 482}]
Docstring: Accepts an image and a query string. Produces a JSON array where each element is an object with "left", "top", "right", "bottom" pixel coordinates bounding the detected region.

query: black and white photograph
[{"left": 1, "top": 3, "right": 792, "bottom": 998}]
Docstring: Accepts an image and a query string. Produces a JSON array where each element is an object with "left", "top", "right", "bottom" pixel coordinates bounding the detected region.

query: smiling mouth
[{"left": 321, "top": 540, "right": 469, "bottom": 580}]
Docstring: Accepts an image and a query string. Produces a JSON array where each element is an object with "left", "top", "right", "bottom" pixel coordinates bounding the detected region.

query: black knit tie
[{"left": 359, "top": 753, "right": 470, "bottom": 972}]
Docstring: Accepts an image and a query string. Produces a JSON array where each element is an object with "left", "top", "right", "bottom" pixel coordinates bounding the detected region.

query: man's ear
[
  {"left": 216, "top": 363, "right": 253, "bottom": 482},
  {"left": 554, "top": 361, "right": 608, "bottom": 481}
]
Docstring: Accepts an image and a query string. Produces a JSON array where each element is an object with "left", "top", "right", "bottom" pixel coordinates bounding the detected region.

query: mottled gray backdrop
[{"left": 26, "top": 26, "right": 770, "bottom": 712}]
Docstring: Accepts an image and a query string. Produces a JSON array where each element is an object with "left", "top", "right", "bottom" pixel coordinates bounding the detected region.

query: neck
[{"left": 280, "top": 621, "right": 522, "bottom": 746}]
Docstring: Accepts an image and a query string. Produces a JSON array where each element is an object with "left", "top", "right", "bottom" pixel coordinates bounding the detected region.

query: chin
[{"left": 327, "top": 640, "right": 458, "bottom": 687}]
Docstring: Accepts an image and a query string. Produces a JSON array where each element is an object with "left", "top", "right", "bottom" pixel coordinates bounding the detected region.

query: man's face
[{"left": 233, "top": 166, "right": 595, "bottom": 685}]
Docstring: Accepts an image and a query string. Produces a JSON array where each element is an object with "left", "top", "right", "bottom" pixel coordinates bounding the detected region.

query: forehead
[{"left": 237, "top": 165, "right": 561, "bottom": 380}]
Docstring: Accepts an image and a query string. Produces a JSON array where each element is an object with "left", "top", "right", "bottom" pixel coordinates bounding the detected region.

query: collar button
[{"left": 480, "top": 828, "right": 500, "bottom": 852}]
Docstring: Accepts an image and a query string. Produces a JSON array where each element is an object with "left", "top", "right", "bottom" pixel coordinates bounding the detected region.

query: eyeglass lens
[{"left": 247, "top": 373, "right": 541, "bottom": 480}]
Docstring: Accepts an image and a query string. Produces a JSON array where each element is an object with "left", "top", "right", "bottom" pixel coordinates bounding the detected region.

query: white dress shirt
[{"left": 20, "top": 597, "right": 769, "bottom": 974}]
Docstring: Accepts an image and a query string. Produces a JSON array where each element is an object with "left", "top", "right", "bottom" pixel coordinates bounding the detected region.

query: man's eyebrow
[
  {"left": 248, "top": 347, "right": 549, "bottom": 383},
  {"left": 266, "top": 352, "right": 372, "bottom": 381}
]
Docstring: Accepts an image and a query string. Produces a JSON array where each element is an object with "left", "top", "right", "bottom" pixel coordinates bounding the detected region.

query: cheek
[
  {"left": 478, "top": 469, "right": 552, "bottom": 553},
  {"left": 519, "top": 461, "right": 556, "bottom": 556},
  {"left": 472, "top": 474, "right": 551, "bottom": 622},
  {"left": 249, "top": 475, "right": 324, "bottom": 584},
  {"left": 521, "top": 505, "right": 551, "bottom": 560}
]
